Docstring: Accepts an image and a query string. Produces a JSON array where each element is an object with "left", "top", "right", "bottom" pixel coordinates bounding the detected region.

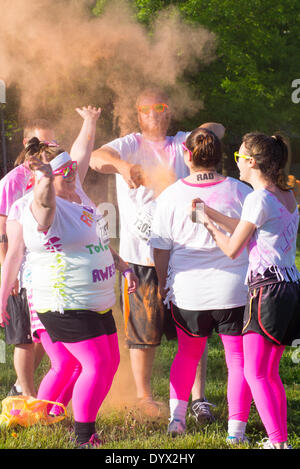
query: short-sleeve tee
[
  {"left": 150, "top": 177, "right": 252, "bottom": 310},
  {"left": 10, "top": 193, "right": 115, "bottom": 313},
  {"left": 106, "top": 132, "right": 190, "bottom": 266},
  {"left": 241, "top": 189, "right": 300, "bottom": 282},
  {"left": 0, "top": 164, "right": 33, "bottom": 216}
]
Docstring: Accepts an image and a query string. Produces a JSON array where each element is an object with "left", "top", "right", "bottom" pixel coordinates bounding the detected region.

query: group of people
[{"left": 0, "top": 87, "right": 299, "bottom": 450}]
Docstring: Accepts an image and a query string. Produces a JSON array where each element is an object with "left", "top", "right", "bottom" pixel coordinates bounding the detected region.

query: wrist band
[{"left": 122, "top": 268, "right": 133, "bottom": 277}]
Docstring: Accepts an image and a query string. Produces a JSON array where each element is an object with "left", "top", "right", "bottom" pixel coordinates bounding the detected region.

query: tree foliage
[{"left": 127, "top": 0, "right": 300, "bottom": 139}]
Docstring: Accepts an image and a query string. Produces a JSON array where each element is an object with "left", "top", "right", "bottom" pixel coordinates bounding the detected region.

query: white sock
[
  {"left": 15, "top": 384, "right": 22, "bottom": 393},
  {"left": 228, "top": 419, "right": 247, "bottom": 439},
  {"left": 169, "top": 399, "right": 188, "bottom": 423}
]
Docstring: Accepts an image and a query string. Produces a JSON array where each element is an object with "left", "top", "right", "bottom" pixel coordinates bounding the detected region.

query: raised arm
[
  {"left": 29, "top": 157, "right": 56, "bottom": 231},
  {"left": 90, "top": 145, "right": 145, "bottom": 189},
  {"left": 0, "top": 220, "right": 25, "bottom": 326},
  {"left": 70, "top": 106, "right": 101, "bottom": 184}
]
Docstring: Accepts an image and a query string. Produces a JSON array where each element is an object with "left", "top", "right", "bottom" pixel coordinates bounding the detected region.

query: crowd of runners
[{"left": 0, "top": 89, "right": 299, "bottom": 449}]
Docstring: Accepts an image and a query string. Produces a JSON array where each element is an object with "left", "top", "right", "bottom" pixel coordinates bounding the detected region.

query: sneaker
[
  {"left": 77, "top": 433, "right": 102, "bottom": 449},
  {"left": 257, "top": 438, "right": 292, "bottom": 450},
  {"left": 226, "top": 435, "right": 249, "bottom": 446},
  {"left": 7, "top": 385, "right": 22, "bottom": 396},
  {"left": 190, "top": 398, "right": 215, "bottom": 424},
  {"left": 167, "top": 419, "right": 186, "bottom": 437}
]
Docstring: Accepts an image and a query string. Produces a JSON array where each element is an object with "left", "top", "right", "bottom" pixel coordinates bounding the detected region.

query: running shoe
[
  {"left": 190, "top": 398, "right": 215, "bottom": 424},
  {"left": 257, "top": 438, "right": 292, "bottom": 450},
  {"left": 167, "top": 419, "right": 186, "bottom": 437},
  {"left": 77, "top": 433, "right": 102, "bottom": 449},
  {"left": 7, "top": 385, "right": 22, "bottom": 396},
  {"left": 226, "top": 435, "right": 249, "bottom": 446}
]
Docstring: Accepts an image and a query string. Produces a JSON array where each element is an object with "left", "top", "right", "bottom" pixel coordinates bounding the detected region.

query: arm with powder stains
[
  {"left": 70, "top": 106, "right": 101, "bottom": 184},
  {"left": 90, "top": 145, "right": 145, "bottom": 189}
]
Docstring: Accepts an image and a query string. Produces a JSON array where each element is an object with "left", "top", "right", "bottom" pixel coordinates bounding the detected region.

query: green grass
[{"left": 0, "top": 249, "right": 299, "bottom": 450}]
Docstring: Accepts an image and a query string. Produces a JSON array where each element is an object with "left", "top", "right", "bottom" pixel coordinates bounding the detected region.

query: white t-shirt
[
  {"left": 7, "top": 174, "right": 92, "bottom": 289},
  {"left": 106, "top": 132, "right": 190, "bottom": 266},
  {"left": 150, "top": 177, "right": 252, "bottom": 310},
  {"left": 10, "top": 193, "right": 115, "bottom": 314},
  {"left": 241, "top": 189, "right": 300, "bottom": 282}
]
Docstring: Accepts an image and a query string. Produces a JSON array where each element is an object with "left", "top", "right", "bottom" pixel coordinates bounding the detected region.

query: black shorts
[
  {"left": 122, "top": 263, "right": 177, "bottom": 349},
  {"left": 5, "top": 288, "right": 32, "bottom": 345},
  {"left": 37, "top": 309, "right": 117, "bottom": 343},
  {"left": 170, "top": 303, "right": 245, "bottom": 338},
  {"left": 243, "top": 280, "right": 300, "bottom": 346}
]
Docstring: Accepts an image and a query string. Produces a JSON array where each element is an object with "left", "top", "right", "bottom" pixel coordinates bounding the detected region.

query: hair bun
[{"left": 25, "top": 137, "right": 40, "bottom": 151}]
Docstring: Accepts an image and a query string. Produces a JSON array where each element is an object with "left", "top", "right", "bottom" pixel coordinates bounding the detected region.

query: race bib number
[
  {"left": 96, "top": 214, "right": 110, "bottom": 246},
  {"left": 132, "top": 208, "right": 153, "bottom": 243}
]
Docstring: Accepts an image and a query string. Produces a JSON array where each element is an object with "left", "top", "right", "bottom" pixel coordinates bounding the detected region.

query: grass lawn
[{"left": 0, "top": 243, "right": 299, "bottom": 451}]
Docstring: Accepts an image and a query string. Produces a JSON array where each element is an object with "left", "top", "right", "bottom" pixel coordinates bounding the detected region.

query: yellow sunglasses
[
  {"left": 137, "top": 103, "right": 169, "bottom": 114},
  {"left": 234, "top": 152, "right": 251, "bottom": 164}
]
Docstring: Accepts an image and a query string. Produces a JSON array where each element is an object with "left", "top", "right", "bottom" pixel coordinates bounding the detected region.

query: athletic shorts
[
  {"left": 243, "top": 280, "right": 300, "bottom": 346},
  {"left": 37, "top": 309, "right": 117, "bottom": 343},
  {"left": 122, "top": 263, "right": 177, "bottom": 349},
  {"left": 5, "top": 288, "right": 32, "bottom": 345},
  {"left": 171, "top": 303, "right": 245, "bottom": 338}
]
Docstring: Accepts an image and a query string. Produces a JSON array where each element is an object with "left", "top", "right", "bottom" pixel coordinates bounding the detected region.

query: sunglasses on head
[
  {"left": 137, "top": 103, "right": 169, "bottom": 114},
  {"left": 52, "top": 161, "right": 77, "bottom": 178},
  {"left": 234, "top": 152, "right": 251, "bottom": 164},
  {"left": 42, "top": 140, "right": 60, "bottom": 147},
  {"left": 182, "top": 141, "right": 193, "bottom": 157}
]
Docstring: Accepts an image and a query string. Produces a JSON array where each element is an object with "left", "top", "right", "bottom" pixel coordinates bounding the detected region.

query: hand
[
  {"left": 159, "top": 284, "right": 169, "bottom": 300},
  {"left": 120, "top": 162, "right": 146, "bottom": 189},
  {"left": 0, "top": 307, "right": 10, "bottom": 327},
  {"left": 11, "top": 279, "right": 19, "bottom": 296},
  {"left": 200, "top": 122, "right": 226, "bottom": 140},
  {"left": 75, "top": 106, "right": 101, "bottom": 122},
  {"left": 124, "top": 271, "right": 139, "bottom": 294},
  {"left": 28, "top": 156, "right": 53, "bottom": 180},
  {"left": 190, "top": 198, "right": 206, "bottom": 224}
]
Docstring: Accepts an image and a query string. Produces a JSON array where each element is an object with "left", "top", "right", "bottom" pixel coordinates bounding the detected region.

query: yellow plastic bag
[{"left": 0, "top": 396, "right": 67, "bottom": 427}]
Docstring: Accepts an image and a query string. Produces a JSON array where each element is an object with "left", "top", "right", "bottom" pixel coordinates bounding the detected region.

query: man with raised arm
[{"left": 90, "top": 87, "right": 225, "bottom": 420}]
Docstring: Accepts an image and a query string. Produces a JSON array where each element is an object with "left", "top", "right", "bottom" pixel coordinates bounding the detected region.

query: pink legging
[
  {"left": 170, "top": 327, "right": 252, "bottom": 422},
  {"left": 37, "top": 332, "right": 120, "bottom": 422},
  {"left": 37, "top": 330, "right": 81, "bottom": 413},
  {"left": 243, "top": 332, "right": 287, "bottom": 444}
]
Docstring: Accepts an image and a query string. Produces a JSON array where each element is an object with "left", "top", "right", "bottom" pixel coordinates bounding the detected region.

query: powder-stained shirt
[
  {"left": 241, "top": 189, "right": 300, "bottom": 282},
  {"left": 10, "top": 193, "right": 115, "bottom": 314},
  {"left": 150, "top": 177, "right": 252, "bottom": 310},
  {"left": 106, "top": 132, "right": 190, "bottom": 266},
  {"left": 0, "top": 164, "right": 33, "bottom": 216}
]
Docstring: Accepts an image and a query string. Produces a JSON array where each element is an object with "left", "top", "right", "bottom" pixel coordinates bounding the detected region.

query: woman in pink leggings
[
  {"left": 200, "top": 132, "right": 300, "bottom": 449},
  {"left": 151, "top": 128, "right": 253, "bottom": 444},
  {"left": 0, "top": 139, "right": 138, "bottom": 448}
]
